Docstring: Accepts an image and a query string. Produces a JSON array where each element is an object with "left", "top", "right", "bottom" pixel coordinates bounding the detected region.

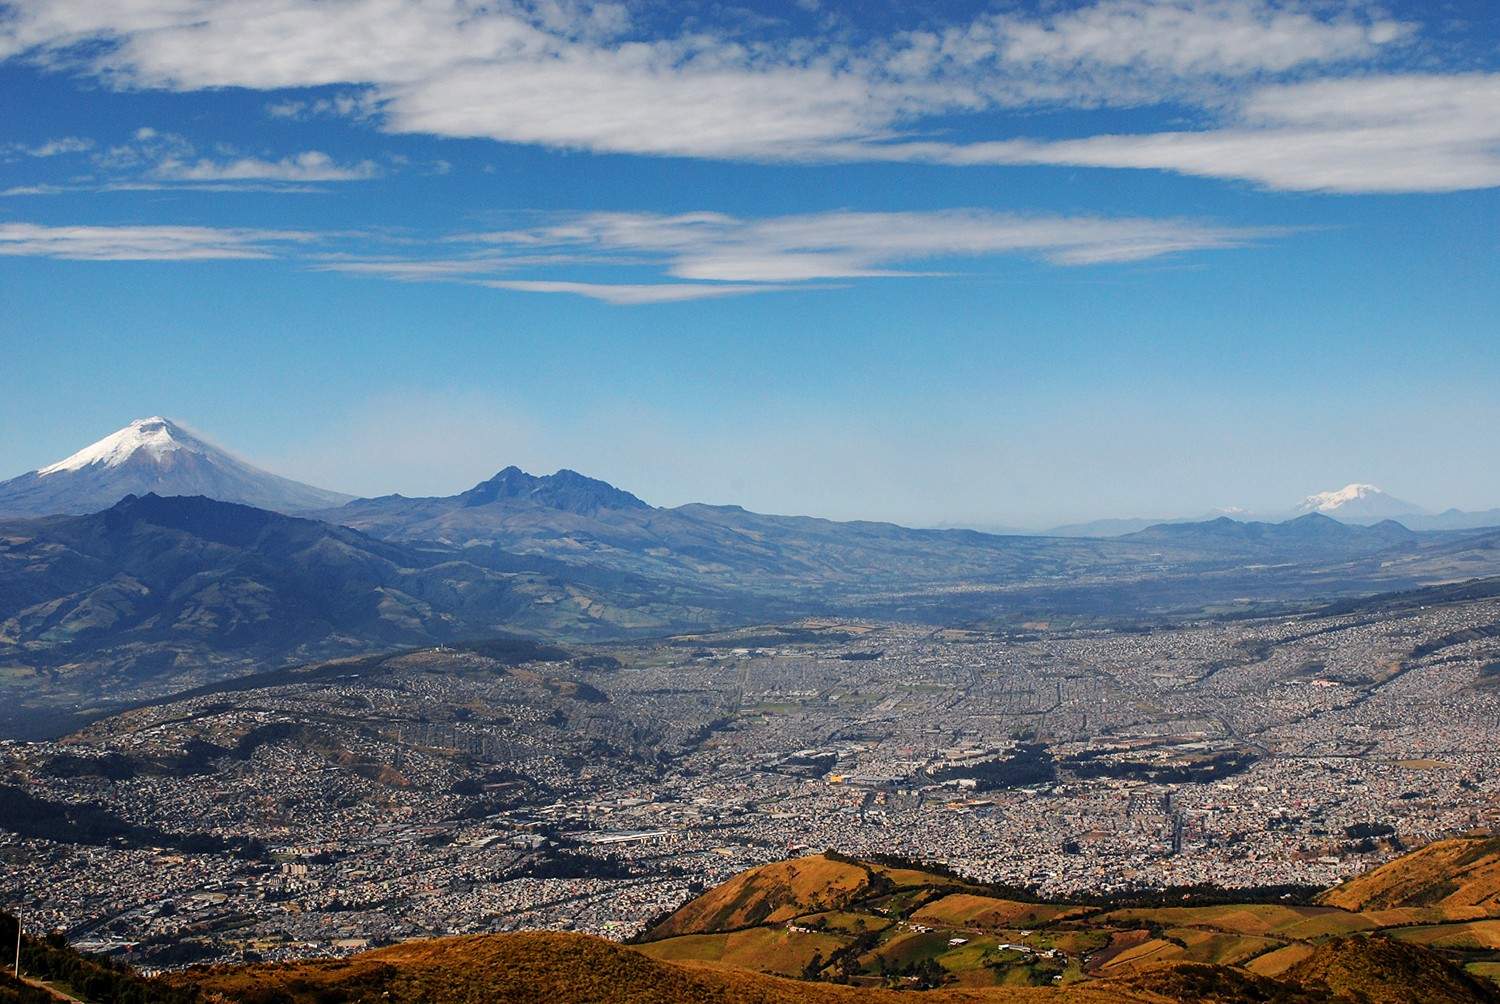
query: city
[{"left": 4, "top": 591, "right": 1498, "bottom": 968}]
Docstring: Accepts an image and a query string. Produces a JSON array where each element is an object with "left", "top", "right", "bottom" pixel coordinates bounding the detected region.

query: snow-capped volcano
[
  {"left": 0, "top": 417, "right": 353, "bottom": 516},
  {"left": 39, "top": 416, "right": 199, "bottom": 474},
  {"left": 1292, "top": 483, "right": 1427, "bottom": 522}
]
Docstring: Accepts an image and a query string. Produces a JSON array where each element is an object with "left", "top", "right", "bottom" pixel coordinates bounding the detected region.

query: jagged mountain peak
[{"left": 458, "top": 466, "right": 651, "bottom": 514}]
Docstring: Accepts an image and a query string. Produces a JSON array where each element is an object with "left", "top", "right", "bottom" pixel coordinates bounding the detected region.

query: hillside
[
  {"left": 1317, "top": 836, "right": 1500, "bottom": 914},
  {"left": 632, "top": 846, "right": 1500, "bottom": 995},
  {"left": 172, "top": 930, "right": 1180, "bottom": 1004},
  {"left": 167, "top": 923, "right": 1499, "bottom": 1004},
  {"left": 16, "top": 843, "right": 1500, "bottom": 1004},
  {"left": 646, "top": 855, "right": 923, "bottom": 938},
  {"left": 0, "top": 493, "right": 761, "bottom": 731},
  {"left": 1285, "top": 935, "right": 1500, "bottom": 1004}
]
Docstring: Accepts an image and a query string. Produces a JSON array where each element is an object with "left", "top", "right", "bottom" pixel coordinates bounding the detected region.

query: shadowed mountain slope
[{"left": 0, "top": 494, "right": 762, "bottom": 723}]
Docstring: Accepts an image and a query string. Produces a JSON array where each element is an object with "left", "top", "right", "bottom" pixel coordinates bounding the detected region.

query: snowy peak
[
  {"left": 38, "top": 416, "right": 202, "bottom": 475},
  {"left": 1292, "top": 484, "right": 1427, "bottom": 521},
  {"left": 1, "top": 417, "right": 354, "bottom": 516},
  {"left": 1294, "top": 483, "right": 1383, "bottom": 513}
]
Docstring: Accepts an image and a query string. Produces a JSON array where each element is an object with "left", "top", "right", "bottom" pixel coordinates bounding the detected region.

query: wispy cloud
[
  {"left": 0, "top": 203, "right": 1275, "bottom": 297},
  {"left": 0, "top": 222, "right": 316, "bottom": 260},
  {"left": 3, "top": 125, "right": 381, "bottom": 191},
  {"left": 311, "top": 207, "right": 1278, "bottom": 300},
  {"left": 868, "top": 73, "right": 1500, "bottom": 193},
  {"left": 152, "top": 150, "right": 381, "bottom": 183},
  {"left": 464, "top": 208, "right": 1277, "bottom": 280},
  {"left": 479, "top": 280, "right": 797, "bottom": 304},
  {"left": 2, "top": 0, "right": 1483, "bottom": 192},
  {"left": 0, "top": 136, "right": 93, "bottom": 159}
]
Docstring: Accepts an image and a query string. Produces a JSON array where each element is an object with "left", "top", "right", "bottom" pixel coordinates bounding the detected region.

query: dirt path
[{"left": 13, "top": 973, "right": 90, "bottom": 1004}]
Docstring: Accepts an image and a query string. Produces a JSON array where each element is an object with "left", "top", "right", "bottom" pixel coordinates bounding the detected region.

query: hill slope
[
  {"left": 1317, "top": 836, "right": 1500, "bottom": 914},
  {"left": 0, "top": 493, "right": 751, "bottom": 726},
  {"left": 164, "top": 928, "right": 1252, "bottom": 1004}
]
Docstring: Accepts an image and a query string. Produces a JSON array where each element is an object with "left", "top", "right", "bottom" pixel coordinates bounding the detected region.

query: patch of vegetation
[
  {"left": 1, "top": 914, "right": 199, "bottom": 1004},
  {"left": 1061, "top": 750, "right": 1258, "bottom": 784},
  {"left": 458, "top": 637, "right": 573, "bottom": 664},
  {"left": 927, "top": 743, "right": 1056, "bottom": 790}
]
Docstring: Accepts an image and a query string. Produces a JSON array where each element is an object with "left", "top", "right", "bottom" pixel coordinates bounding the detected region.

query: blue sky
[{"left": 1, "top": 0, "right": 1497, "bottom": 528}]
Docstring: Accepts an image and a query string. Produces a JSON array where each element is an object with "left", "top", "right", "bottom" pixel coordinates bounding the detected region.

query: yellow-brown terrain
[{"left": 154, "top": 839, "right": 1500, "bottom": 1004}]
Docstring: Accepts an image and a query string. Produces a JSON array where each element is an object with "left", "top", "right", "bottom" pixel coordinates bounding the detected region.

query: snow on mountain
[
  {"left": 39, "top": 416, "right": 201, "bottom": 474},
  {"left": 0, "top": 417, "right": 354, "bottom": 516},
  {"left": 1291, "top": 484, "right": 1428, "bottom": 522}
]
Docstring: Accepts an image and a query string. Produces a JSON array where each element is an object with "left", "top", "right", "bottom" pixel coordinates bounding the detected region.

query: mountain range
[
  {"left": 1045, "top": 483, "right": 1500, "bottom": 536},
  {"left": 4, "top": 419, "right": 1500, "bottom": 727},
  {"left": 5, "top": 418, "right": 1500, "bottom": 533}
]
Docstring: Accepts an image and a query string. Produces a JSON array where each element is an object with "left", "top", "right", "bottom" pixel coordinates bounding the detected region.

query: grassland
[
  {"left": 147, "top": 839, "right": 1500, "bottom": 1004},
  {"left": 630, "top": 839, "right": 1500, "bottom": 997}
]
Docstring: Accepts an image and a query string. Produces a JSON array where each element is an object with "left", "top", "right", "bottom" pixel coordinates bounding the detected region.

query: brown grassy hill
[
  {"left": 1285, "top": 934, "right": 1500, "bottom": 1004},
  {"left": 1317, "top": 837, "right": 1500, "bottom": 914},
  {"left": 171, "top": 929, "right": 1500, "bottom": 1004},
  {"left": 170, "top": 930, "right": 1185, "bottom": 1004},
  {"left": 647, "top": 854, "right": 958, "bottom": 938}
]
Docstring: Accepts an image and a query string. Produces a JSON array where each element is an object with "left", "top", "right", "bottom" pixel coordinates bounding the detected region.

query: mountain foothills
[
  {"left": 11, "top": 840, "right": 1500, "bottom": 1004},
  {"left": 4, "top": 418, "right": 1500, "bottom": 729}
]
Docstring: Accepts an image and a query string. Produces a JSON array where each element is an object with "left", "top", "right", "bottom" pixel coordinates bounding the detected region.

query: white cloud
[
  {"left": 2, "top": 0, "right": 1477, "bottom": 193},
  {"left": 468, "top": 208, "right": 1275, "bottom": 282},
  {"left": 24, "top": 127, "right": 385, "bottom": 190},
  {"left": 0, "top": 184, "right": 65, "bottom": 196},
  {"left": 1, "top": 136, "right": 93, "bottom": 159},
  {"left": 479, "top": 279, "right": 795, "bottom": 303},
  {"left": 890, "top": 73, "right": 1500, "bottom": 193},
  {"left": 0, "top": 222, "right": 315, "bottom": 260},
  {"left": 153, "top": 150, "right": 381, "bottom": 182},
  {"left": 962, "top": 0, "right": 1407, "bottom": 85},
  {"left": 306, "top": 207, "right": 1276, "bottom": 301},
  {"left": 0, "top": 205, "right": 1275, "bottom": 294},
  {"left": 264, "top": 91, "right": 379, "bottom": 121}
]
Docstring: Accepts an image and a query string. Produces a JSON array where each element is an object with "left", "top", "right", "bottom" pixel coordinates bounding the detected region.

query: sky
[{"left": 1, "top": 0, "right": 1497, "bottom": 529}]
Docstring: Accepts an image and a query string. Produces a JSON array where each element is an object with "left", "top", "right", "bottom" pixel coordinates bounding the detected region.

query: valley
[{"left": 4, "top": 583, "right": 1500, "bottom": 971}]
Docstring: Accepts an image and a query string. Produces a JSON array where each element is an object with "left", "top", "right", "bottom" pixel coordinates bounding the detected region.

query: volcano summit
[{"left": 0, "top": 417, "right": 353, "bottom": 516}]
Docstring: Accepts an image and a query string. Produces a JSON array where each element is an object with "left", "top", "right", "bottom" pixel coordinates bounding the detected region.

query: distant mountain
[
  {"left": 1127, "top": 513, "right": 1418, "bottom": 554},
  {"left": 1292, "top": 483, "right": 1429, "bottom": 522},
  {"left": 459, "top": 466, "right": 650, "bottom": 513},
  {"left": 1047, "top": 487, "right": 1466, "bottom": 536},
  {"left": 1388, "top": 507, "right": 1500, "bottom": 531},
  {"left": 1045, "top": 516, "right": 1186, "bottom": 537},
  {"left": 0, "top": 416, "right": 354, "bottom": 516},
  {"left": 0, "top": 493, "right": 748, "bottom": 719}
]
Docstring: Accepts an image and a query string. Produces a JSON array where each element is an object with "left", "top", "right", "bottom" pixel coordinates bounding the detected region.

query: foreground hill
[
  {"left": 14, "top": 842, "right": 1500, "bottom": 1004},
  {"left": 166, "top": 928, "right": 1499, "bottom": 1004},
  {"left": 169, "top": 930, "right": 1173, "bottom": 1004},
  {"left": 631, "top": 846, "right": 1500, "bottom": 996},
  {"left": 1317, "top": 835, "right": 1500, "bottom": 914}
]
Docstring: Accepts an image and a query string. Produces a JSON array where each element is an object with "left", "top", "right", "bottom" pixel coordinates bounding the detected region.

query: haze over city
[{"left": 2, "top": 0, "right": 1497, "bottom": 527}]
